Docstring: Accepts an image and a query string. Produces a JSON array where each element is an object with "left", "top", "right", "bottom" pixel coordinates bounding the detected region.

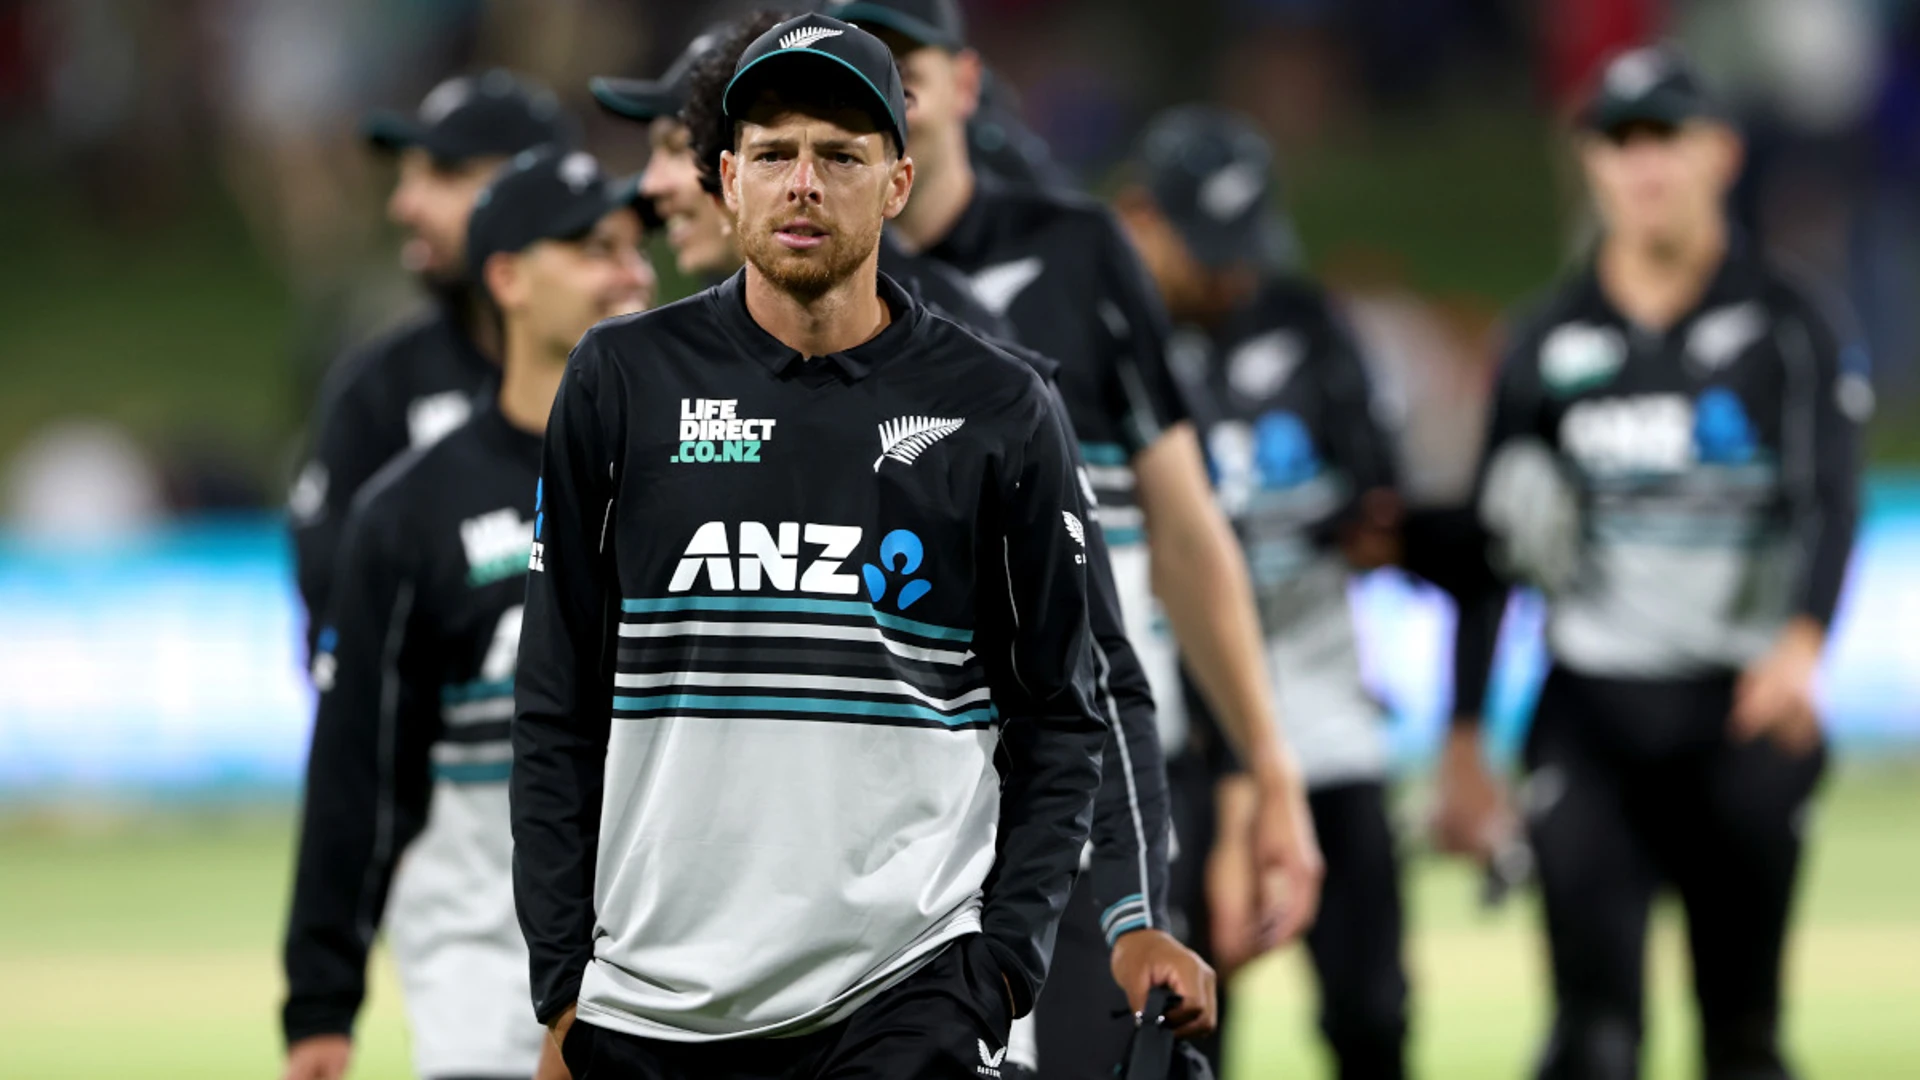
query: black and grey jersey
[
  {"left": 288, "top": 302, "right": 496, "bottom": 657},
  {"left": 1456, "top": 241, "right": 1865, "bottom": 706},
  {"left": 883, "top": 233, "right": 1171, "bottom": 947},
  {"left": 282, "top": 401, "right": 543, "bottom": 1072},
  {"left": 511, "top": 271, "right": 1107, "bottom": 1042},
  {"left": 922, "top": 177, "right": 1195, "bottom": 754},
  {"left": 1176, "top": 276, "right": 1398, "bottom": 786}
]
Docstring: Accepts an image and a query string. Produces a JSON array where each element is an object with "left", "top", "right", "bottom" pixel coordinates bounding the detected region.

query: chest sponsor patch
[
  {"left": 673, "top": 398, "right": 778, "bottom": 464},
  {"left": 461, "top": 507, "right": 535, "bottom": 586},
  {"left": 1540, "top": 322, "right": 1626, "bottom": 397}
]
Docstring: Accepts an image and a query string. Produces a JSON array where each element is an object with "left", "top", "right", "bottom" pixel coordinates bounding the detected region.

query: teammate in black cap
[
  {"left": 832, "top": 4, "right": 1325, "bottom": 1074},
  {"left": 593, "top": 26, "right": 751, "bottom": 280},
  {"left": 281, "top": 148, "right": 650, "bottom": 1080},
  {"left": 288, "top": 71, "right": 580, "bottom": 661},
  {"left": 516, "top": 16, "right": 1107, "bottom": 1079},
  {"left": 1439, "top": 45, "right": 1866, "bottom": 1080},
  {"left": 1117, "top": 106, "right": 1409, "bottom": 1079}
]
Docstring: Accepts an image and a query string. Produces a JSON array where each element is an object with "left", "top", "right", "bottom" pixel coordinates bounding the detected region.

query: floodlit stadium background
[{"left": 1, "top": 1, "right": 1916, "bottom": 1077}]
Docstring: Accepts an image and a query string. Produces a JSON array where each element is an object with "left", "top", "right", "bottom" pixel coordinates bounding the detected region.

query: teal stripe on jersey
[
  {"left": 1080, "top": 441, "right": 1128, "bottom": 467},
  {"left": 612, "top": 692, "right": 995, "bottom": 727},
  {"left": 443, "top": 678, "right": 513, "bottom": 703},
  {"left": 432, "top": 760, "right": 511, "bottom": 783},
  {"left": 621, "top": 595, "right": 973, "bottom": 643},
  {"left": 1102, "top": 525, "right": 1145, "bottom": 546}
]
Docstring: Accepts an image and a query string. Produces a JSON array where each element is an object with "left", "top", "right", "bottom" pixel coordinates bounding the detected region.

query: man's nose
[{"left": 787, "top": 155, "right": 824, "bottom": 204}]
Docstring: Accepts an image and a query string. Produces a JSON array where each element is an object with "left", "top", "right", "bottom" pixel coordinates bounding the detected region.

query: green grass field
[{"left": 3, "top": 763, "right": 1916, "bottom": 1079}]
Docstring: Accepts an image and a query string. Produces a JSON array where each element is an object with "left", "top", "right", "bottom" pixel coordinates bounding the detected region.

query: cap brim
[
  {"left": 1581, "top": 91, "right": 1711, "bottom": 133},
  {"left": 1168, "top": 207, "right": 1284, "bottom": 270},
  {"left": 834, "top": 3, "right": 959, "bottom": 49},
  {"left": 591, "top": 76, "right": 685, "bottom": 122},
  {"left": 724, "top": 49, "right": 905, "bottom": 153},
  {"left": 361, "top": 108, "right": 424, "bottom": 153}
]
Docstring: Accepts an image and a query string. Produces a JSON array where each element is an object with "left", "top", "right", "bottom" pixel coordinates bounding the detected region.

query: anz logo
[
  {"left": 668, "top": 522, "right": 936, "bottom": 606},
  {"left": 1560, "top": 390, "right": 1760, "bottom": 476}
]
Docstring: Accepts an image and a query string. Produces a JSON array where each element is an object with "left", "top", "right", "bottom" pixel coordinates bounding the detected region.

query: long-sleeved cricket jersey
[
  {"left": 289, "top": 299, "right": 496, "bottom": 656},
  {"left": 282, "top": 401, "right": 545, "bottom": 1077},
  {"left": 883, "top": 233, "right": 1171, "bottom": 946},
  {"left": 511, "top": 271, "right": 1108, "bottom": 1042},
  {"left": 1453, "top": 241, "right": 1866, "bottom": 713},
  {"left": 922, "top": 177, "right": 1197, "bottom": 757},
  {"left": 1176, "top": 276, "right": 1399, "bottom": 786}
]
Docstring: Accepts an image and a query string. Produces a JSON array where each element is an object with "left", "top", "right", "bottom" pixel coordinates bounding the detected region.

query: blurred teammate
[
  {"left": 516, "top": 17, "right": 1108, "bottom": 1077},
  {"left": 1439, "top": 47, "right": 1867, "bottom": 1080},
  {"left": 830, "top": 2, "right": 1324, "bottom": 1073},
  {"left": 1116, "top": 106, "right": 1411, "bottom": 1080},
  {"left": 281, "top": 149, "right": 653, "bottom": 1080},
  {"left": 289, "top": 72, "right": 580, "bottom": 657},
  {"left": 660, "top": 19, "right": 1216, "bottom": 1072}
]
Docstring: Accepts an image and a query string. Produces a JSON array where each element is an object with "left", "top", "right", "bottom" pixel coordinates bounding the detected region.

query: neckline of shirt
[{"left": 708, "top": 269, "right": 922, "bottom": 382}]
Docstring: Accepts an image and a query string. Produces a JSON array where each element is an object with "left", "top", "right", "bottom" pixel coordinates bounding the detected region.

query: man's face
[
  {"left": 640, "top": 117, "right": 738, "bottom": 275},
  {"left": 1582, "top": 120, "right": 1740, "bottom": 249},
  {"left": 1115, "top": 191, "right": 1213, "bottom": 320},
  {"left": 387, "top": 148, "right": 504, "bottom": 282},
  {"left": 505, "top": 208, "right": 655, "bottom": 357},
  {"left": 882, "top": 36, "right": 979, "bottom": 181},
  {"left": 720, "top": 96, "right": 913, "bottom": 300}
]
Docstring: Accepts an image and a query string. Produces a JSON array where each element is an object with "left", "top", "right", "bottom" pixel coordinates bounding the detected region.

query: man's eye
[{"left": 834, "top": 153, "right": 857, "bottom": 165}]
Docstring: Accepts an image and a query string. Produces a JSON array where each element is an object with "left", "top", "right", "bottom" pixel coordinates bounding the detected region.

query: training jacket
[
  {"left": 289, "top": 299, "right": 496, "bottom": 656},
  {"left": 511, "top": 271, "right": 1107, "bottom": 1041},
  {"left": 1454, "top": 239, "right": 1866, "bottom": 716},
  {"left": 922, "top": 177, "right": 1198, "bottom": 758},
  {"left": 884, "top": 233, "right": 1172, "bottom": 945},
  {"left": 283, "top": 401, "right": 544, "bottom": 1074},
  {"left": 1176, "top": 276, "right": 1398, "bottom": 787}
]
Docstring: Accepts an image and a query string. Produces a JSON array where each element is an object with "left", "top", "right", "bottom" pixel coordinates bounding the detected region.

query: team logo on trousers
[{"left": 977, "top": 1037, "right": 1006, "bottom": 1078}]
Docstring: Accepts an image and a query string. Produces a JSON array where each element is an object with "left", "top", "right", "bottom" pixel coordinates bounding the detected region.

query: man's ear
[
  {"left": 719, "top": 149, "right": 742, "bottom": 217},
  {"left": 1708, "top": 123, "right": 1745, "bottom": 192},
  {"left": 883, "top": 154, "right": 915, "bottom": 220},
  {"left": 954, "top": 48, "right": 984, "bottom": 123},
  {"left": 483, "top": 252, "right": 526, "bottom": 313}
]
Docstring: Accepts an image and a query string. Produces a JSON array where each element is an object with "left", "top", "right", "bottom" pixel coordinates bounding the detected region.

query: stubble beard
[{"left": 740, "top": 210, "right": 882, "bottom": 303}]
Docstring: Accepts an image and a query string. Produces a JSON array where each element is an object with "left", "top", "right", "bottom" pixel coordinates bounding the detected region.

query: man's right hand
[
  {"left": 1432, "top": 726, "right": 1513, "bottom": 861},
  {"left": 282, "top": 1035, "right": 351, "bottom": 1080}
]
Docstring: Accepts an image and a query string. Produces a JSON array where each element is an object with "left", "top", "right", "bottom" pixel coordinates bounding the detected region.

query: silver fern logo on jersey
[
  {"left": 874, "top": 416, "right": 965, "bottom": 472},
  {"left": 779, "top": 24, "right": 843, "bottom": 50}
]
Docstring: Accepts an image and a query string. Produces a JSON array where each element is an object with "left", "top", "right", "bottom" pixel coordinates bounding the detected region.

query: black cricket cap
[
  {"left": 821, "top": 0, "right": 966, "bottom": 50},
  {"left": 363, "top": 70, "right": 579, "bottom": 162},
  {"left": 592, "top": 26, "right": 727, "bottom": 123},
  {"left": 1133, "top": 106, "right": 1288, "bottom": 270},
  {"left": 723, "top": 14, "right": 909, "bottom": 155},
  {"left": 1579, "top": 45, "right": 1719, "bottom": 133},
  {"left": 466, "top": 148, "right": 644, "bottom": 285}
]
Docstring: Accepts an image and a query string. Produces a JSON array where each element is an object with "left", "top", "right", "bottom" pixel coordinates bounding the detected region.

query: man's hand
[
  {"left": 1109, "top": 929, "right": 1218, "bottom": 1038},
  {"left": 282, "top": 1035, "right": 351, "bottom": 1080},
  {"left": 1204, "top": 777, "right": 1264, "bottom": 976},
  {"left": 1432, "top": 726, "right": 1513, "bottom": 861},
  {"left": 1731, "top": 617, "right": 1825, "bottom": 756},
  {"left": 1250, "top": 759, "right": 1324, "bottom": 946},
  {"left": 1340, "top": 488, "right": 1404, "bottom": 571}
]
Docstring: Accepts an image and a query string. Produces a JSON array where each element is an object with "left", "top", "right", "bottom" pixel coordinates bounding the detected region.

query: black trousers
[
  {"left": 1524, "top": 667, "right": 1827, "bottom": 1080},
  {"left": 1032, "top": 754, "right": 1407, "bottom": 1080},
  {"left": 561, "top": 935, "right": 1014, "bottom": 1080}
]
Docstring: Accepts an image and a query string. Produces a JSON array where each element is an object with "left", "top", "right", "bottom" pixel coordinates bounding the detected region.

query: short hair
[{"left": 684, "top": 11, "right": 794, "bottom": 198}]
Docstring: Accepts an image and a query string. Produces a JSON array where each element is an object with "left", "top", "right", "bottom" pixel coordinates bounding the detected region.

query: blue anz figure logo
[
  {"left": 533, "top": 479, "right": 544, "bottom": 540},
  {"left": 862, "top": 529, "right": 932, "bottom": 610},
  {"left": 1255, "top": 410, "right": 1319, "bottom": 489},
  {"left": 1694, "top": 387, "right": 1757, "bottom": 465}
]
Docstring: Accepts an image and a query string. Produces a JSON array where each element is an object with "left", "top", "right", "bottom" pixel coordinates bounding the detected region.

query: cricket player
[
  {"left": 281, "top": 148, "right": 653, "bottom": 1080},
  {"left": 1117, "top": 106, "right": 1410, "bottom": 1079},
  {"left": 1439, "top": 46, "right": 1866, "bottom": 1080},
  {"left": 513, "top": 15, "right": 1107, "bottom": 1078},
  {"left": 290, "top": 71, "right": 580, "bottom": 658},
  {"left": 616, "top": 18, "right": 1223, "bottom": 1064}
]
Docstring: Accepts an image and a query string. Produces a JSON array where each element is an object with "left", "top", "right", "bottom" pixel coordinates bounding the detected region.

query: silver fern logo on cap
[
  {"left": 779, "top": 24, "right": 844, "bottom": 50},
  {"left": 874, "top": 415, "right": 965, "bottom": 472}
]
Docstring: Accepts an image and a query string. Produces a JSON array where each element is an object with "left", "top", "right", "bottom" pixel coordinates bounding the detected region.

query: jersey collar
[
  {"left": 1581, "top": 226, "right": 1767, "bottom": 333},
  {"left": 709, "top": 268, "right": 922, "bottom": 382}
]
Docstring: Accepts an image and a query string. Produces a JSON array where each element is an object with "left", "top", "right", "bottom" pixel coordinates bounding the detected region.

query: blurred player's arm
[
  {"left": 977, "top": 384, "right": 1109, "bottom": 1020},
  {"left": 511, "top": 346, "right": 616, "bottom": 1042},
  {"left": 1315, "top": 300, "right": 1403, "bottom": 570},
  {"left": 1097, "top": 214, "right": 1322, "bottom": 943},
  {"left": 290, "top": 353, "right": 408, "bottom": 659},
  {"left": 1732, "top": 301, "right": 1867, "bottom": 752},
  {"left": 281, "top": 490, "right": 436, "bottom": 1075}
]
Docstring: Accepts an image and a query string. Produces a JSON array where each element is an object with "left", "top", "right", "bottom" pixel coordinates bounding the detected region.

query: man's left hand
[
  {"left": 1731, "top": 617, "right": 1825, "bottom": 756},
  {"left": 1109, "top": 928, "right": 1218, "bottom": 1039}
]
